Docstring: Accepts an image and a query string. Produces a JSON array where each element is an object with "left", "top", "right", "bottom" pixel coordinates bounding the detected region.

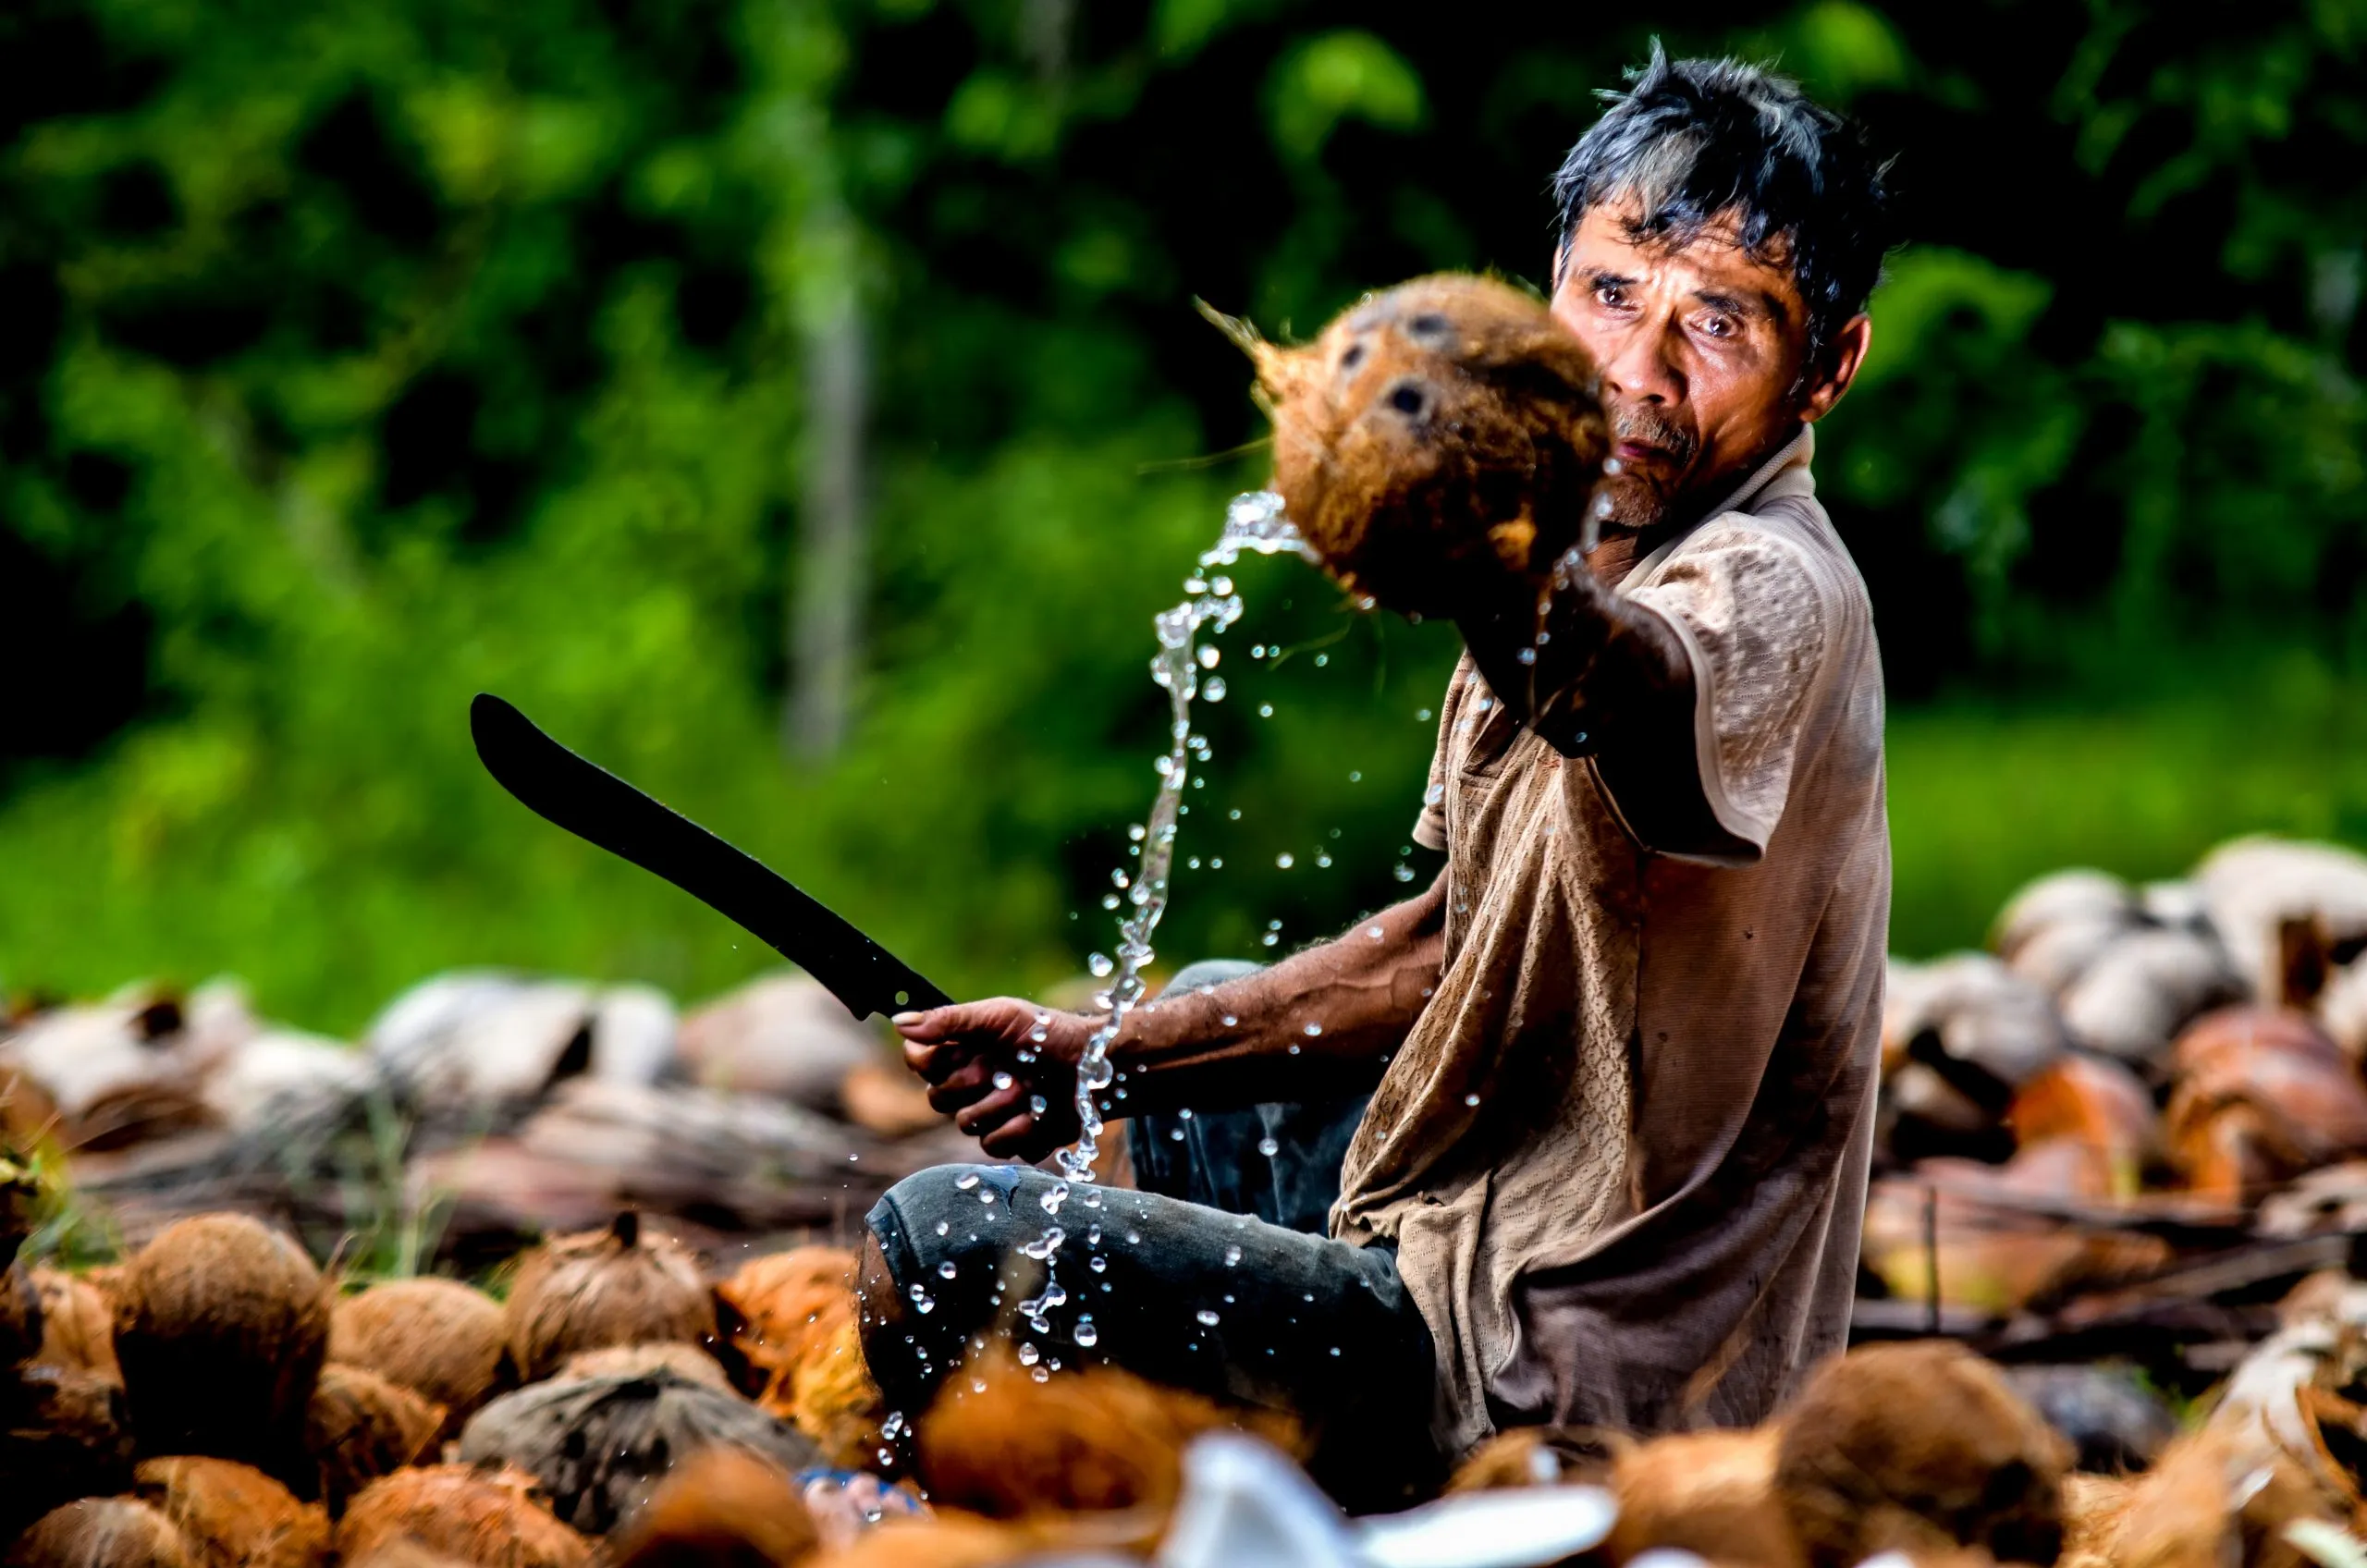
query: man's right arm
[{"left": 893, "top": 868, "right": 1448, "bottom": 1161}]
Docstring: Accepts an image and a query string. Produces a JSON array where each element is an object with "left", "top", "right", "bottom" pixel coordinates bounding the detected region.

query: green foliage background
[{"left": 3, "top": 0, "right": 2364, "bottom": 1034}]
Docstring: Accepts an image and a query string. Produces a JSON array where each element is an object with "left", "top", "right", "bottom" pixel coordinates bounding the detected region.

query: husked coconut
[
  {"left": 113, "top": 1213, "right": 331, "bottom": 1471},
  {"left": 329, "top": 1277, "right": 509, "bottom": 1440},
  {"left": 503, "top": 1212, "right": 714, "bottom": 1383},
  {"left": 0, "top": 1364, "right": 136, "bottom": 1538},
  {"left": 2060, "top": 927, "right": 2245, "bottom": 1066},
  {"left": 558, "top": 1341, "right": 731, "bottom": 1390},
  {"left": 5, "top": 1498, "right": 193, "bottom": 1568},
  {"left": 31, "top": 1266, "right": 120, "bottom": 1379},
  {"left": 607, "top": 1447, "right": 819, "bottom": 1568},
  {"left": 336, "top": 1464, "right": 592, "bottom": 1568},
  {"left": 1772, "top": 1341, "right": 2071, "bottom": 1568},
  {"left": 1611, "top": 1426, "right": 1800, "bottom": 1568},
  {"left": 914, "top": 1353, "right": 1297, "bottom": 1523},
  {"left": 1226, "top": 274, "right": 1609, "bottom": 619},
  {"left": 458, "top": 1366, "right": 820, "bottom": 1536},
  {"left": 2, "top": 1254, "right": 43, "bottom": 1366},
  {"left": 131, "top": 1456, "right": 331, "bottom": 1568},
  {"left": 716, "top": 1247, "right": 855, "bottom": 1412},
  {"left": 675, "top": 975, "right": 877, "bottom": 1109},
  {"left": 303, "top": 1363, "right": 446, "bottom": 1513},
  {"left": 1993, "top": 869, "right": 2139, "bottom": 962},
  {"left": 2164, "top": 1008, "right": 2367, "bottom": 1197}
]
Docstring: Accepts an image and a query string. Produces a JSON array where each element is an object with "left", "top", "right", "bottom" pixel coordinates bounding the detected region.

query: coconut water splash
[{"left": 1014, "top": 491, "right": 1316, "bottom": 1338}]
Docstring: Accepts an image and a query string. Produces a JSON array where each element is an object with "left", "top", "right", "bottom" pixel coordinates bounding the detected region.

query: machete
[{"left": 470, "top": 692, "right": 952, "bottom": 1019}]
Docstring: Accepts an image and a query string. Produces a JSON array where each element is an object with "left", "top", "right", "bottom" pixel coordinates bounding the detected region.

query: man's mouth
[{"left": 1613, "top": 439, "right": 1670, "bottom": 466}]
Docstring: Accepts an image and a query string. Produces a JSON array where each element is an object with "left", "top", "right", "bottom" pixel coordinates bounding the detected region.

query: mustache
[{"left": 1612, "top": 408, "right": 1698, "bottom": 467}]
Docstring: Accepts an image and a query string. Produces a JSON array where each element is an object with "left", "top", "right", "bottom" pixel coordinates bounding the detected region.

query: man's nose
[{"left": 1599, "top": 319, "right": 1685, "bottom": 407}]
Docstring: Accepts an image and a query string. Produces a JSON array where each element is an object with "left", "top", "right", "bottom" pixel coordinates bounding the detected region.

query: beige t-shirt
[{"left": 1331, "top": 427, "right": 1889, "bottom": 1453}]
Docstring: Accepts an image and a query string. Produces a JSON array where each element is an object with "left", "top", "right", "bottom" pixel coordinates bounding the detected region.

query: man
[{"left": 864, "top": 48, "right": 1893, "bottom": 1478}]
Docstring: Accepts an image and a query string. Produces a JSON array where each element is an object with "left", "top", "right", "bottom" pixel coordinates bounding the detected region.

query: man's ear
[{"left": 1799, "top": 313, "right": 1872, "bottom": 423}]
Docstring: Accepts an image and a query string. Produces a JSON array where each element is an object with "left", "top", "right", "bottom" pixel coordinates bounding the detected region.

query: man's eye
[
  {"left": 1699, "top": 313, "right": 1736, "bottom": 339},
  {"left": 1595, "top": 285, "right": 1627, "bottom": 308}
]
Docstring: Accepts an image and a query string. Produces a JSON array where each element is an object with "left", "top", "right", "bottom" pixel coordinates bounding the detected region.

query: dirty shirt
[{"left": 1331, "top": 426, "right": 1889, "bottom": 1454}]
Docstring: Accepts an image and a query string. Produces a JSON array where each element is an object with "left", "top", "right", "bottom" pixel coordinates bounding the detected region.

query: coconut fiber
[
  {"left": 5, "top": 1498, "right": 193, "bottom": 1568},
  {"left": 502, "top": 1213, "right": 713, "bottom": 1384},
  {"left": 130, "top": 1456, "right": 331, "bottom": 1568},
  {"left": 329, "top": 1277, "right": 509, "bottom": 1442},
  {"left": 336, "top": 1464, "right": 592, "bottom": 1568}
]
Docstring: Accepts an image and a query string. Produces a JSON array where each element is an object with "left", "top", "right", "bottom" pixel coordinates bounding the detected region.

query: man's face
[{"left": 1551, "top": 201, "right": 1844, "bottom": 532}]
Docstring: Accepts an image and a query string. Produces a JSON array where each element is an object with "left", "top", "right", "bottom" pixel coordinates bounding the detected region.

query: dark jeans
[{"left": 859, "top": 964, "right": 1438, "bottom": 1507}]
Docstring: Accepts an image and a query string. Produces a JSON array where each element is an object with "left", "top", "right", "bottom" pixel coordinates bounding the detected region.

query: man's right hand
[{"left": 891, "top": 998, "right": 1098, "bottom": 1161}]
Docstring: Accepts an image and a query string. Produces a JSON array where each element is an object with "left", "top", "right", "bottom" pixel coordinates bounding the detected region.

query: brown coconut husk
[
  {"left": 558, "top": 1341, "right": 731, "bottom": 1390},
  {"left": 457, "top": 1366, "right": 820, "bottom": 1536},
  {"left": 2006, "top": 1054, "right": 2161, "bottom": 1195},
  {"left": 0, "top": 1364, "right": 137, "bottom": 1537},
  {"left": 31, "top": 1267, "right": 120, "bottom": 1380},
  {"left": 914, "top": 1351, "right": 1298, "bottom": 1524},
  {"left": 715, "top": 1248, "right": 856, "bottom": 1414},
  {"left": 4, "top": 1499, "right": 194, "bottom": 1568},
  {"left": 2, "top": 1254, "right": 43, "bottom": 1366},
  {"left": 112, "top": 1213, "right": 330, "bottom": 1472},
  {"left": 1444, "top": 1426, "right": 1617, "bottom": 1492},
  {"left": 302, "top": 1363, "right": 446, "bottom": 1513},
  {"left": 329, "top": 1277, "right": 509, "bottom": 1442},
  {"left": 799, "top": 1514, "right": 1047, "bottom": 1568},
  {"left": 131, "top": 1456, "right": 331, "bottom": 1568},
  {"left": 607, "top": 1447, "right": 819, "bottom": 1568},
  {"left": 336, "top": 1464, "right": 592, "bottom": 1568},
  {"left": 1772, "top": 1341, "right": 2071, "bottom": 1568},
  {"left": 2165, "top": 1008, "right": 2367, "bottom": 1197},
  {"left": 785, "top": 1316, "right": 886, "bottom": 1469},
  {"left": 503, "top": 1213, "right": 713, "bottom": 1384},
  {"left": 1610, "top": 1426, "right": 1802, "bottom": 1568},
  {"left": 1217, "top": 274, "right": 1609, "bottom": 620}
]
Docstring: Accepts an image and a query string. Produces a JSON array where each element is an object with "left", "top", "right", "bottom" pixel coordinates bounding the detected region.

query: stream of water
[{"left": 1012, "top": 490, "right": 1316, "bottom": 1344}]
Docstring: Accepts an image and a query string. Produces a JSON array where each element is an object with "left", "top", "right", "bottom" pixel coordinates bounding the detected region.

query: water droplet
[
  {"left": 1031, "top": 1366, "right": 1050, "bottom": 1382},
  {"left": 1276, "top": 852, "right": 1294, "bottom": 868},
  {"left": 1314, "top": 653, "right": 1329, "bottom": 667},
  {"left": 1392, "top": 863, "right": 1416, "bottom": 883},
  {"left": 936, "top": 1220, "right": 950, "bottom": 1236},
  {"left": 1204, "top": 677, "right": 1226, "bottom": 701},
  {"left": 1029, "top": 1094, "right": 1048, "bottom": 1114},
  {"left": 1516, "top": 647, "right": 1538, "bottom": 665},
  {"left": 1304, "top": 1023, "right": 1323, "bottom": 1037},
  {"left": 1466, "top": 1093, "right": 1481, "bottom": 1107},
  {"left": 1315, "top": 852, "right": 1332, "bottom": 867},
  {"left": 1257, "top": 1135, "right": 1280, "bottom": 1156},
  {"left": 1223, "top": 1245, "right": 1242, "bottom": 1267},
  {"left": 1258, "top": 704, "right": 1274, "bottom": 717},
  {"left": 954, "top": 1173, "right": 981, "bottom": 1190},
  {"left": 1594, "top": 495, "right": 1615, "bottom": 518},
  {"left": 1088, "top": 952, "right": 1114, "bottom": 978},
  {"left": 1417, "top": 707, "right": 1434, "bottom": 720},
  {"left": 1603, "top": 457, "right": 1625, "bottom": 476},
  {"left": 992, "top": 1071, "right": 1014, "bottom": 1091},
  {"left": 938, "top": 1260, "right": 958, "bottom": 1279},
  {"left": 907, "top": 1286, "right": 935, "bottom": 1313},
  {"left": 1196, "top": 1309, "right": 1221, "bottom": 1327},
  {"left": 1101, "top": 892, "right": 1121, "bottom": 910},
  {"left": 1209, "top": 576, "right": 1233, "bottom": 597},
  {"left": 1017, "top": 1341, "right": 1040, "bottom": 1366},
  {"left": 1029, "top": 1026, "right": 1049, "bottom": 1042},
  {"left": 1126, "top": 1231, "right": 1142, "bottom": 1244},
  {"left": 1196, "top": 644, "right": 1220, "bottom": 668},
  {"left": 1424, "top": 783, "right": 1445, "bottom": 806},
  {"left": 1186, "top": 856, "right": 1201, "bottom": 869},
  {"left": 1348, "top": 771, "right": 1362, "bottom": 782},
  {"left": 1074, "top": 1317, "right": 1099, "bottom": 1346},
  {"left": 979, "top": 1189, "right": 997, "bottom": 1205},
  {"left": 1089, "top": 1254, "right": 1108, "bottom": 1272},
  {"left": 1221, "top": 1013, "right": 1238, "bottom": 1026}
]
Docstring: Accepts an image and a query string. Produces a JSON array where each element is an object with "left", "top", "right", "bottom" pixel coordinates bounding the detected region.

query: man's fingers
[
  {"left": 951, "top": 1080, "right": 1028, "bottom": 1135},
  {"left": 977, "top": 1110, "right": 1041, "bottom": 1160}
]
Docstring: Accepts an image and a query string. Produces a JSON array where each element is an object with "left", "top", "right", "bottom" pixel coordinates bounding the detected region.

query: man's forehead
[{"left": 1564, "top": 202, "right": 1801, "bottom": 306}]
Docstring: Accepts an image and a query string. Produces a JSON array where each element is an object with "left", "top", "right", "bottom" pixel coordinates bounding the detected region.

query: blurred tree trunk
[{"left": 785, "top": 284, "right": 869, "bottom": 761}]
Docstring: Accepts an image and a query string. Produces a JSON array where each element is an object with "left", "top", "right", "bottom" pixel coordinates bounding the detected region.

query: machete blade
[{"left": 469, "top": 692, "right": 952, "bottom": 1020}]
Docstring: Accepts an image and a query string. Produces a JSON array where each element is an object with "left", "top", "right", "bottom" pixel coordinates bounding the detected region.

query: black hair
[{"left": 1551, "top": 43, "right": 1895, "bottom": 370}]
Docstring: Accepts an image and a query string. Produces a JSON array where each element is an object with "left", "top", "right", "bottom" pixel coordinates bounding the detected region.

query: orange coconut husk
[
  {"left": 113, "top": 1214, "right": 330, "bottom": 1471},
  {"left": 0, "top": 1363, "right": 137, "bottom": 1538},
  {"left": 558, "top": 1341, "right": 731, "bottom": 1390},
  {"left": 31, "top": 1266, "right": 120, "bottom": 1380},
  {"left": 336, "top": 1464, "right": 592, "bottom": 1568},
  {"left": 329, "top": 1276, "right": 509, "bottom": 1442},
  {"left": 1217, "top": 274, "right": 1609, "bottom": 619},
  {"left": 799, "top": 1513, "right": 1050, "bottom": 1568},
  {"left": 131, "top": 1456, "right": 331, "bottom": 1568},
  {"left": 785, "top": 1315, "right": 887, "bottom": 1469},
  {"left": 2165, "top": 1008, "right": 2367, "bottom": 1198},
  {"left": 3, "top": 1065, "right": 60, "bottom": 1156},
  {"left": 302, "top": 1363, "right": 446, "bottom": 1513},
  {"left": 607, "top": 1446, "right": 820, "bottom": 1568},
  {"left": 1861, "top": 1142, "right": 2172, "bottom": 1313},
  {"left": 716, "top": 1248, "right": 857, "bottom": 1415},
  {"left": 503, "top": 1213, "right": 713, "bottom": 1384},
  {"left": 1610, "top": 1425, "right": 1802, "bottom": 1568},
  {"left": 914, "top": 1349, "right": 1299, "bottom": 1525},
  {"left": 2, "top": 1254, "right": 43, "bottom": 1366},
  {"left": 1445, "top": 1426, "right": 1618, "bottom": 1492},
  {"left": 838, "top": 1062, "right": 945, "bottom": 1141},
  {"left": 2006, "top": 1054, "right": 2161, "bottom": 1195},
  {"left": 1772, "top": 1341, "right": 2071, "bottom": 1568},
  {"left": 5, "top": 1498, "right": 194, "bottom": 1568}
]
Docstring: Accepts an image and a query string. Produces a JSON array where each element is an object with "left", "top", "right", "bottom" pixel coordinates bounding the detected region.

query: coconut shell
[
  {"left": 1773, "top": 1341, "right": 2070, "bottom": 1568},
  {"left": 785, "top": 1316, "right": 886, "bottom": 1469},
  {"left": 1610, "top": 1426, "right": 1800, "bottom": 1568},
  {"left": 503, "top": 1213, "right": 713, "bottom": 1384},
  {"left": 558, "top": 1342, "right": 730, "bottom": 1390},
  {"left": 607, "top": 1447, "right": 819, "bottom": 1568},
  {"left": 5, "top": 1499, "right": 194, "bottom": 1568},
  {"left": 2, "top": 1254, "right": 43, "bottom": 1367},
  {"left": 113, "top": 1214, "right": 329, "bottom": 1471},
  {"left": 329, "top": 1277, "right": 509, "bottom": 1441},
  {"left": 302, "top": 1363, "right": 445, "bottom": 1513},
  {"left": 914, "top": 1353, "right": 1296, "bottom": 1523},
  {"left": 0, "top": 1364, "right": 137, "bottom": 1538},
  {"left": 131, "top": 1456, "right": 331, "bottom": 1568},
  {"left": 1231, "top": 274, "right": 1609, "bottom": 619},
  {"left": 458, "top": 1367, "right": 820, "bottom": 1536},
  {"left": 31, "top": 1267, "right": 120, "bottom": 1381},
  {"left": 715, "top": 1248, "right": 855, "bottom": 1415},
  {"left": 336, "top": 1464, "right": 592, "bottom": 1568},
  {"left": 2165, "top": 1007, "right": 2367, "bottom": 1197}
]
